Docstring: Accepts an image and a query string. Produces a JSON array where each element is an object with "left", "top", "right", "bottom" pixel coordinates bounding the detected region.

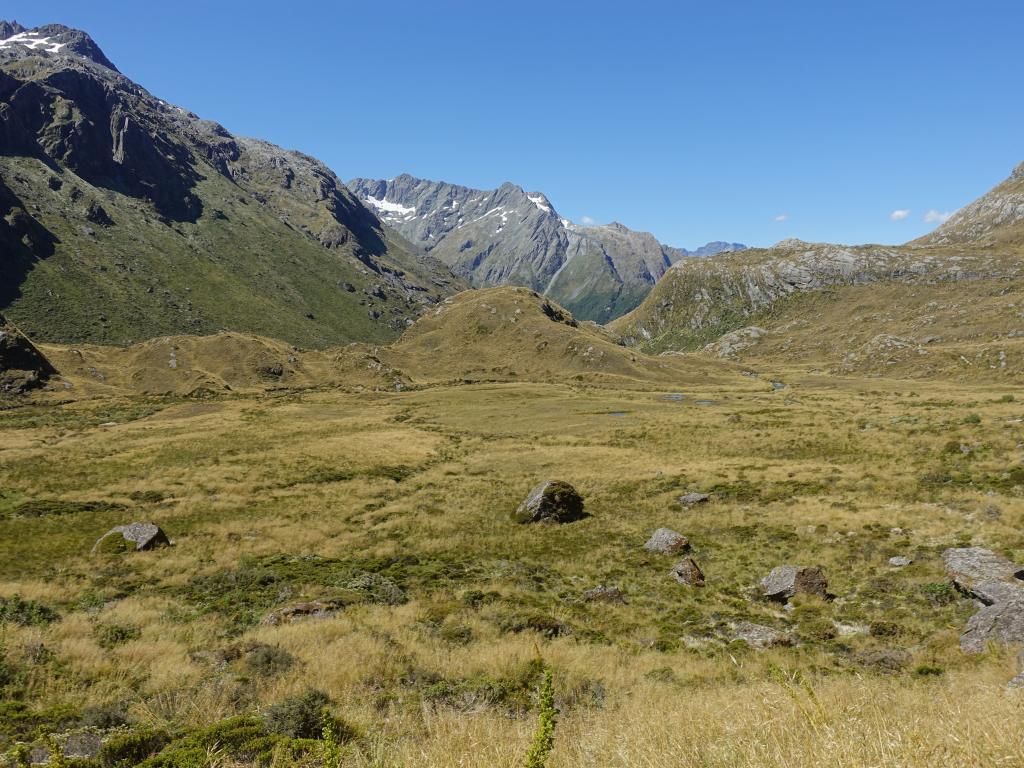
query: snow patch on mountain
[
  {"left": 0, "top": 31, "right": 66, "bottom": 53},
  {"left": 365, "top": 195, "right": 416, "bottom": 217},
  {"left": 528, "top": 194, "right": 551, "bottom": 213}
]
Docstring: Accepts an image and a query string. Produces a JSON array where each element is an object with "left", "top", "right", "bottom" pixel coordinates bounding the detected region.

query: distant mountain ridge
[
  {"left": 0, "top": 22, "right": 461, "bottom": 347},
  {"left": 348, "top": 174, "right": 746, "bottom": 323},
  {"left": 610, "top": 162, "right": 1024, "bottom": 359}
]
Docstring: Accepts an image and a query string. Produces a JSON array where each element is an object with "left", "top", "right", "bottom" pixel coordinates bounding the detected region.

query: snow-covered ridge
[
  {"left": 365, "top": 195, "right": 416, "bottom": 217},
  {"left": 528, "top": 194, "right": 551, "bottom": 213},
  {"left": 0, "top": 30, "right": 66, "bottom": 54}
]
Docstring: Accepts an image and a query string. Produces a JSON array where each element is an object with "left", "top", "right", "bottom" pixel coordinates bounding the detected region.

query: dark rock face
[
  {"left": 0, "top": 313, "right": 55, "bottom": 393},
  {"left": 512, "top": 480, "right": 585, "bottom": 524},
  {"left": 670, "top": 558, "right": 705, "bottom": 587},
  {"left": 643, "top": 527, "right": 690, "bottom": 555},
  {"left": 92, "top": 522, "right": 170, "bottom": 553},
  {"left": 761, "top": 565, "right": 828, "bottom": 602}
]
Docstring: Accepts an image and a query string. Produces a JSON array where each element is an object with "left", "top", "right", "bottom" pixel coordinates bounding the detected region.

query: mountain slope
[
  {"left": 348, "top": 174, "right": 745, "bottom": 323},
  {"left": 611, "top": 163, "right": 1024, "bottom": 358},
  {"left": 0, "top": 22, "right": 461, "bottom": 347}
]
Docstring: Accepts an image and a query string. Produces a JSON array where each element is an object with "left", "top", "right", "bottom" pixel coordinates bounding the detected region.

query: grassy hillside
[
  {"left": 699, "top": 278, "right": 1024, "bottom": 382},
  {"left": 610, "top": 163, "right": 1024, "bottom": 363},
  {"left": 0, "top": 41, "right": 460, "bottom": 349},
  {"left": 383, "top": 286, "right": 751, "bottom": 388}
]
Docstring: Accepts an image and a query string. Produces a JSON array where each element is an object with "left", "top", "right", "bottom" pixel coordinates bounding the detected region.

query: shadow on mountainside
[{"left": 0, "top": 175, "right": 58, "bottom": 307}]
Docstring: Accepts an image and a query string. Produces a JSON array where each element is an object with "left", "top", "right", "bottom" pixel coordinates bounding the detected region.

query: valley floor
[{"left": 1, "top": 375, "right": 1023, "bottom": 766}]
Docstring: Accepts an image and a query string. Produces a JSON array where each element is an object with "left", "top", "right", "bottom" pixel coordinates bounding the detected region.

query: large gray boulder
[
  {"left": 761, "top": 565, "right": 828, "bottom": 602},
  {"left": 960, "top": 597, "right": 1024, "bottom": 654},
  {"left": 942, "top": 547, "right": 1024, "bottom": 603},
  {"left": 92, "top": 522, "right": 170, "bottom": 553},
  {"left": 644, "top": 528, "right": 690, "bottom": 555},
  {"left": 512, "top": 480, "right": 585, "bottom": 524}
]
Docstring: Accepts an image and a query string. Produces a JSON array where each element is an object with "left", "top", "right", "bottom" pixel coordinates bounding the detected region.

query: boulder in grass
[
  {"left": 644, "top": 528, "right": 690, "bottom": 555},
  {"left": 960, "top": 597, "right": 1024, "bottom": 654},
  {"left": 92, "top": 522, "right": 170, "bottom": 554},
  {"left": 512, "top": 480, "right": 585, "bottom": 524},
  {"left": 761, "top": 565, "right": 828, "bottom": 602},
  {"left": 941, "top": 547, "right": 1024, "bottom": 605},
  {"left": 670, "top": 558, "right": 705, "bottom": 587},
  {"left": 732, "top": 621, "right": 792, "bottom": 649},
  {"left": 678, "top": 492, "right": 710, "bottom": 507}
]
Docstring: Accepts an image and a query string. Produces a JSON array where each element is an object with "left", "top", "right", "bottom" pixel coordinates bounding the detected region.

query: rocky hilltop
[
  {"left": 348, "top": 174, "right": 745, "bottom": 323},
  {"left": 0, "top": 22, "right": 460, "bottom": 347}
]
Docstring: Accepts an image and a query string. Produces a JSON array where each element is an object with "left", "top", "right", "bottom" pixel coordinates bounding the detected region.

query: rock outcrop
[
  {"left": 643, "top": 528, "right": 690, "bottom": 555},
  {"left": 0, "top": 313, "right": 55, "bottom": 393},
  {"left": 92, "top": 522, "right": 170, "bottom": 553},
  {"left": 512, "top": 480, "right": 585, "bottom": 524},
  {"left": 670, "top": 558, "right": 705, "bottom": 587},
  {"left": 761, "top": 565, "right": 828, "bottom": 602}
]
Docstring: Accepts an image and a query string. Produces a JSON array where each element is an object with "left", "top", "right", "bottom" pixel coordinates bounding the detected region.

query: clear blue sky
[{"left": 8, "top": 1, "right": 1024, "bottom": 248}]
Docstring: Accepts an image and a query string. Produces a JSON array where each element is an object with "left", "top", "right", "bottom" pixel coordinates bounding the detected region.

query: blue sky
[{"left": 8, "top": 1, "right": 1024, "bottom": 248}]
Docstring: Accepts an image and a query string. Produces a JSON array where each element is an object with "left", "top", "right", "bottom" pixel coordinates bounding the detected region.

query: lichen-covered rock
[
  {"left": 670, "top": 558, "right": 705, "bottom": 587},
  {"left": 512, "top": 480, "right": 585, "bottom": 524},
  {"left": 732, "top": 621, "right": 791, "bottom": 649},
  {"left": 761, "top": 565, "right": 828, "bottom": 602},
  {"left": 92, "top": 522, "right": 170, "bottom": 553},
  {"left": 960, "top": 598, "right": 1024, "bottom": 654},
  {"left": 888, "top": 556, "right": 912, "bottom": 568},
  {"left": 643, "top": 528, "right": 690, "bottom": 555},
  {"left": 942, "top": 547, "right": 1024, "bottom": 604},
  {"left": 678, "top": 492, "right": 710, "bottom": 507}
]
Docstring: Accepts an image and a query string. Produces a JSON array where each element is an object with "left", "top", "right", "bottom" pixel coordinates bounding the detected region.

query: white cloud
[
  {"left": 581, "top": 216, "right": 595, "bottom": 225},
  {"left": 923, "top": 209, "right": 953, "bottom": 223},
  {"left": 774, "top": 214, "right": 788, "bottom": 222},
  {"left": 890, "top": 209, "right": 911, "bottom": 221}
]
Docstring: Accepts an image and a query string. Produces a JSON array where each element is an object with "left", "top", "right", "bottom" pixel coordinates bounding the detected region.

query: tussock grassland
[{"left": 1, "top": 375, "right": 1023, "bottom": 765}]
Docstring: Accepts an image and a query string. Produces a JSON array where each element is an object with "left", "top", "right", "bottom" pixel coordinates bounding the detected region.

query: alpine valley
[{"left": 1, "top": 18, "right": 1024, "bottom": 768}]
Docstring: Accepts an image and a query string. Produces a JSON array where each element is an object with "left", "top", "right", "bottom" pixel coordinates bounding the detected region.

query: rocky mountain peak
[
  {"left": 0, "top": 21, "right": 119, "bottom": 72},
  {"left": 1013, "top": 161, "right": 1024, "bottom": 180}
]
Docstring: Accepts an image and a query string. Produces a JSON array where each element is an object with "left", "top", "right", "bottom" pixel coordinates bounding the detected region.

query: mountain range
[
  {"left": 0, "top": 19, "right": 1021, "bottom": 388},
  {"left": 0, "top": 22, "right": 460, "bottom": 348},
  {"left": 348, "top": 174, "right": 745, "bottom": 323},
  {"left": 610, "top": 162, "right": 1024, "bottom": 380}
]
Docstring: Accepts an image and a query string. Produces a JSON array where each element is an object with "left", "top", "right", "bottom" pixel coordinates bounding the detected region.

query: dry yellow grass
[{"left": 1, "top": 355, "right": 1023, "bottom": 765}]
